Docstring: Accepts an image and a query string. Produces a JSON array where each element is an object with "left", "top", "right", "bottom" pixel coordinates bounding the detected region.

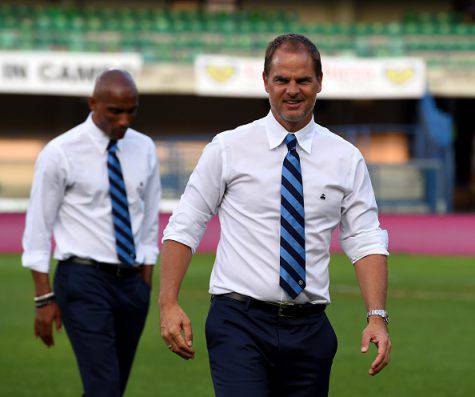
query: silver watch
[{"left": 366, "top": 309, "right": 389, "bottom": 324}]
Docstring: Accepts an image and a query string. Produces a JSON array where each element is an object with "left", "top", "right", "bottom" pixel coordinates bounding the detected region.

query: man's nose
[
  {"left": 118, "top": 114, "right": 131, "bottom": 128},
  {"left": 286, "top": 81, "right": 299, "bottom": 96}
]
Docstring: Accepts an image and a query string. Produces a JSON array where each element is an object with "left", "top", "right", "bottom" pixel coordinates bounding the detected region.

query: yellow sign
[
  {"left": 206, "top": 64, "right": 235, "bottom": 83},
  {"left": 385, "top": 67, "right": 414, "bottom": 85}
]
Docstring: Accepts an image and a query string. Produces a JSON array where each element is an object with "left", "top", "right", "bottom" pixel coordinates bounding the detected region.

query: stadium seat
[{"left": 0, "top": 4, "right": 473, "bottom": 63}]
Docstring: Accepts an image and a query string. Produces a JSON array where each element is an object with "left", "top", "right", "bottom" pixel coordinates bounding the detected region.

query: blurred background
[
  {"left": 0, "top": 0, "right": 474, "bottom": 214},
  {"left": 0, "top": 1, "right": 474, "bottom": 396}
]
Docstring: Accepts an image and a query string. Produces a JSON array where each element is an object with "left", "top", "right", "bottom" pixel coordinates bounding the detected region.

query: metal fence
[{"left": 0, "top": 137, "right": 449, "bottom": 214}]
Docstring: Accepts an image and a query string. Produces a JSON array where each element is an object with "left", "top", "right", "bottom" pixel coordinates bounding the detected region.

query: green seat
[
  {"left": 87, "top": 17, "right": 103, "bottom": 31},
  {"left": 387, "top": 22, "right": 402, "bottom": 36},
  {"left": 18, "top": 18, "right": 34, "bottom": 34},
  {"left": 354, "top": 39, "right": 372, "bottom": 56},
  {"left": 18, "top": 36, "right": 34, "bottom": 50},
  {"left": 354, "top": 23, "right": 373, "bottom": 36},
  {"left": 403, "top": 23, "right": 420, "bottom": 35},
  {"left": 420, "top": 24, "right": 437, "bottom": 35},
  {"left": 0, "top": 31, "right": 17, "bottom": 48},
  {"left": 272, "top": 21, "right": 288, "bottom": 34},
  {"left": 52, "top": 15, "right": 69, "bottom": 33},
  {"left": 33, "top": 33, "right": 54, "bottom": 49},
  {"left": 152, "top": 17, "right": 171, "bottom": 33},
  {"left": 251, "top": 20, "right": 267, "bottom": 33},
  {"left": 436, "top": 24, "right": 454, "bottom": 35},
  {"left": 68, "top": 36, "right": 86, "bottom": 51},
  {"left": 121, "top": 17, "right": 137, "bottom": 33},
  {"left": 103, "top": 18, "right": 120, "bottom": 31},
  {"left": 70, "top": 16, "right": 85, "bottom": 32},
  {"left": 454, "top": 24, "right": 471, "bottom": 36},
  {"left": 189, "top": 19, "right": 204, "bottom": 33},
  {"left": 172, "top": 19, "right": 188, "bottom": 33},
  {"left": 454, "top": 41, "right": 473, "bottom": 52},
  {"left": 237, "top": 21, "right": 253, "bottom": 34},
  {"left": 85, "top": 40, "right": 101, "bottom": 52}
]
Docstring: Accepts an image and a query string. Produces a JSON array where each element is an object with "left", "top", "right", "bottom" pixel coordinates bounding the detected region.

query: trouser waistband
[
  {"left": 59, "top": 256, "right": 141, "bottom": 278},
  {"left": 212, "top": 292, "right": 326, "bottom": 318}
]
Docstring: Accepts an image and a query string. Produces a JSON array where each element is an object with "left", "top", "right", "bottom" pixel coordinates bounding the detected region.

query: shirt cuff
[
  {"left": 162, "top": 209, "right": 208, "bottom": 254},
  {"left": 21, "top": 251, "right": 51, "bottom": 273},
  {"left": 340, "top": 229, "right": 389, "bottom": 264}
]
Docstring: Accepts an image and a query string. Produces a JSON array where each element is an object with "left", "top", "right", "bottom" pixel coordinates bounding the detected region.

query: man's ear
[
  {"left": 87, "top": 97, "right": 96, "bottom": 112},
  {"left": 262, "top": 71, "right": 269, "bottom": 93},
  {"left": 316, "top": 73, "right": 323, "bottom": 94}
]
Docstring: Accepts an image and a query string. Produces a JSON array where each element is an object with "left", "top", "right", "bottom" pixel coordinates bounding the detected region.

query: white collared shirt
[
  {"left": 22, "top": 114, "right": 161, "bottom": 273},
  {"left": 163, "top": 112, "right": 388, "bottom": 304}
]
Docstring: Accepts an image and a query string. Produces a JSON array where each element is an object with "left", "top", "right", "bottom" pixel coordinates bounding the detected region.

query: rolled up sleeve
[
  {"left": 339, "top": 151, "right": 389, "bottom": 264},
  {"left": 22, "top": 144, "right": 68, "bottom": 273},
  {"left": 162, "top": 136, "right": 226, "bottom": 254}
]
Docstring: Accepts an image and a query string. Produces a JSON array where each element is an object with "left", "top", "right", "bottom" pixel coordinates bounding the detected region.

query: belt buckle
[{"left": 277, "top": 302, "right": 295, "bottom": 317}]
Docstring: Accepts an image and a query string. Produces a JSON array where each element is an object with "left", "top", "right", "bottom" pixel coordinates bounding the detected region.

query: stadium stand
[
  {"left": 1, "top": 4, "right": 474, "bottom": 63},
  {"left": 0, "top": 1, "right": 473, "bottom": 214}
]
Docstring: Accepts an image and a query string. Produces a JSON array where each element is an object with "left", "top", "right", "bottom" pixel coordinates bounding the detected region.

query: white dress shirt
[
  {"left": 163, "top": 112, "right": 388, "bottom": 304},
  {"left": 22, "top": 114, "right": 161, "bottom": 273}
]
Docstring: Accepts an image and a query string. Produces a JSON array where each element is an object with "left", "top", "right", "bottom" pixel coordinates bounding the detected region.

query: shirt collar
[
  {"left": 265, "top": 111, "right": 315, "bottom": 154},
  {"left": 86, "top": 113, "right": 125, "bottom": 154}
]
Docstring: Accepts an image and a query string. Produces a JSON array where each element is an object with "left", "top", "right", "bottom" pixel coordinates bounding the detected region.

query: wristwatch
[{"left": 366, "top": 309, "right": 389, "bottom": 325}]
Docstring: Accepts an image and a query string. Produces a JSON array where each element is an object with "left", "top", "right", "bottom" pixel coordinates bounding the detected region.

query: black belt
[
  {"left": 213, "top": 292, "right": 326, "bottom": 318},
  {"left": 59, "top": 256, "right": 141, "bottom": 278}
]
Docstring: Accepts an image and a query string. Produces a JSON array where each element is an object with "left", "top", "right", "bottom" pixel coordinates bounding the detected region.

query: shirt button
[{"left": 298, "top": 280, "right": 304, "bottom": 285}]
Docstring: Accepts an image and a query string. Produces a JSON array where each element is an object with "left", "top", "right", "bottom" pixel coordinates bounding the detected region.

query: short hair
[{"left": 264, "top": 34, "right": 322, "bottom": 78}]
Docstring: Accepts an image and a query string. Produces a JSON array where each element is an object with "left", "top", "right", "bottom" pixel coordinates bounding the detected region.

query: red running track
[{"left": 1, "top": 213, "right": 474, "bottom": 256}]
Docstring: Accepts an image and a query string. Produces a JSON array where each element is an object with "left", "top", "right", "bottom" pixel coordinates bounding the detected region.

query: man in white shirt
[
  {"left": 22, "top": 70, "right": 161, "bottom": 397},
  {"left": 159, "top": 34, "right": 390, "bottom": 396}
]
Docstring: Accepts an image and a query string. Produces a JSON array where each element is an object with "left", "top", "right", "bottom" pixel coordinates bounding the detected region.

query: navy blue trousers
[
  {"left": 206, "top": 295, "right": 338, "bottom": 397},
  {"left": 54, "top": 261, "right": 150, "bottom": 397}
]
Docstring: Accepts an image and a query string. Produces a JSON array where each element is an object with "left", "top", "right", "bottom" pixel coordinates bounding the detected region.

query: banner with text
[
  {"left": 0, "top": 52, "right": 142, "bottom": 95},
  {"left": 195, "top": 55, "right": 426, "bottom": 99}
]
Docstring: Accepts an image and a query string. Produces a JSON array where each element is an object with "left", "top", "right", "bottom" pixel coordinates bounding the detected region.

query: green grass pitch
[{"left": 1, "top": 253, "right": 474, "bottom": 396}]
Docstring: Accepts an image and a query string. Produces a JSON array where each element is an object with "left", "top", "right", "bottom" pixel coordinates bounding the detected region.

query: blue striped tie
[
  {"left": 280, "top": 134, "right": 306, "bottom": 299},
  {"left": 107, "top": 140, "right": 136, "bottom": 266}
]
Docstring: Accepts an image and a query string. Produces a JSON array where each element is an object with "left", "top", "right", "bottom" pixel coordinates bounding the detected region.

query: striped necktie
[
  {"left": 107, "top": 140, "right": 136, "bottom": 266},
  {"left": 279, "top": 134, "right": 306, "bottom": 299}
]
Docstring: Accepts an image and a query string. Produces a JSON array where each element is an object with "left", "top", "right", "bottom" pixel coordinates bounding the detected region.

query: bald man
[{"left": 22, "top": 70, "right": 161, "bottom": 396}]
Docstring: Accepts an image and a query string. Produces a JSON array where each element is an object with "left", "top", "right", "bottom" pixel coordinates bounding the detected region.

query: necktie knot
[
  {"left": 108, "top": 140, "right": 118, "bottom": 154},
  {"left": 284, "top": 134, "right": 297, "bottom": 151}
]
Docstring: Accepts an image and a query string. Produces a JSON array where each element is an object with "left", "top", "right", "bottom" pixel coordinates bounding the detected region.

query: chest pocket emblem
[{"left": 320, "top": 193, "right": 326, "bottom": 200}]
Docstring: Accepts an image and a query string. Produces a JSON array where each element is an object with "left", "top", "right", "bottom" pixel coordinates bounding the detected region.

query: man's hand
[
  {"left": 160, "top": 303, "right": 195, "bottom": 360},
  {"left": 34, "top": 302, "right": 61, "bottom": 347},
  {"left": 361, "top": 317, "right": 391, "bottom": 375},
  {"left": 140, "top": 264, "right": 153, "bottom": 288}
]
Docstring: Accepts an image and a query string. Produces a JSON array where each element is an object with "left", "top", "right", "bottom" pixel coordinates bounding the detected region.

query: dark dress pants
[
  {"left": 206, "top": 295, "right": 338, "bottom": 397},
  {"left": 54, "top": 260, "right": 150, "bottom": 397}
]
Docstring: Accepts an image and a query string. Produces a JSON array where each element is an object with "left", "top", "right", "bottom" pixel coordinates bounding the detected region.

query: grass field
[{"left": 1, "top": 253, "right": 474, "bottom": 397}]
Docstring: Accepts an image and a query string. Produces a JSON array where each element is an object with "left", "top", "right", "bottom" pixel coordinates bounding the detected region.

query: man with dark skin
[
  {"left": 23, "top": 70, "right": 161, "bottom": 396},
  {"left": 160, "top": 35, "right": 390, "bottom": 396}
]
